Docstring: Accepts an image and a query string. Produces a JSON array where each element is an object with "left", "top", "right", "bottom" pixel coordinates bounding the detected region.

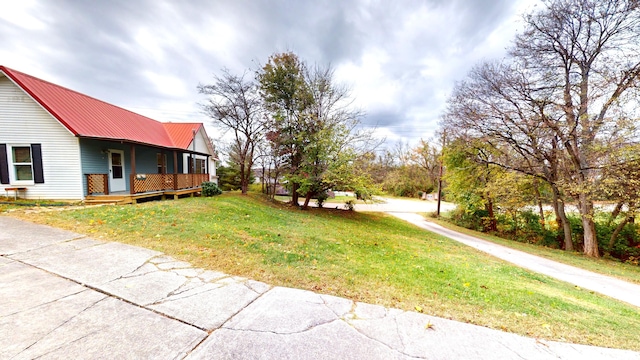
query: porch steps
[{"left": 84, "top": 196, "right": 132, "bottom": 205}]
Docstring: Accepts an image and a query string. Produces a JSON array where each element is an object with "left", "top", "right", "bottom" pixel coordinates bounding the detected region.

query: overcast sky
[{"left": 1, "top": 0, "right": 539, "bottom": 149}]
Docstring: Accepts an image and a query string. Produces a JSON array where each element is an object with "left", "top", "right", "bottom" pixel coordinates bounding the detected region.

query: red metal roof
[
  {"left": 0, "top": 66, "right": 204, "bottom": 151},
  {"left": 163, "top": 122, "right": 202, "bottom": 149}
]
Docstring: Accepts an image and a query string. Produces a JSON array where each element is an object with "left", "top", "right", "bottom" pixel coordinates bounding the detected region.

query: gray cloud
[{"left": 0, "top": 0, "right": 534, "bottom": 146}]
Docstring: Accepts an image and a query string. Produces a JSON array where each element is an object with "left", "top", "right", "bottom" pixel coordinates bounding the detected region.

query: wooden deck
[
  {"left": 85, "top": 173, "right": 209, "bottom": 205},
  {"left": 85, "top": 187, "right": 202, "bottom": 205}
]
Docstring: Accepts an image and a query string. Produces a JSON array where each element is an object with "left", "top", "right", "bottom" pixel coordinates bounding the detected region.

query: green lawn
[
  {"left": 8, "top": 193, "right": 640, "bottom": 351},
  {"left": 0, "top": 197, "right": 80, "bottom": 213},
  {"left": 428, "top": 216, "right": 640, "bottom": 285}
]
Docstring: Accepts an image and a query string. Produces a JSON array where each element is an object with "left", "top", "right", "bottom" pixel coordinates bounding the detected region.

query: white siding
[
  {"left": 194, "top": 128, "right": 211, "bottom": 154},
  {"left": 0, "top": 75, "right": 84, "bottom": 200},
  {"left": 184, "top": 128, "right": 214, "bottom": 155},
  {"left": 209, "top": 158, "right": 217, "bottom": 183}
]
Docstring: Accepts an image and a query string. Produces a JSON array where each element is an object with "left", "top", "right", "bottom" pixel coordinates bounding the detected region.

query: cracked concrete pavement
[{"left": 1, "top": 216, "right": 639, "bottom": 359}]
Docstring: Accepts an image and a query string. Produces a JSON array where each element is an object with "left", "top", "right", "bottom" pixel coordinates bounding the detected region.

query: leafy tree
[
  {"left": 375, "top": 140, "right": 439, "bottom": 198},
  {"left": 601, "top": 145, "right": 640, "bottom": 252},
  {"left": 257, "top": 52, "right": 309, "bottom": 205},
  {"left": 258, "top": 52, "right": 377, "bottom": 209},
  {"left": 443, "top": 139, "right": 500, "bottom": 231},
  {"left": 216, "top": 163, "right": 254, "bottom": 191}
]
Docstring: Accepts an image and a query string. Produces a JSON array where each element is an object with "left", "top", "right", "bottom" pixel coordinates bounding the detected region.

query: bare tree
[
  {"left": 444, "top": 60, "right": 575, "bottom": 250},
  {"left": 510, "top": 0, "right": 640, "bottom": 257},
  {"left": 445, "top": 0, "right": 640, "bottom": 257},
  {"left": 410, "top": 138, "right": 440, "bottom": 189},
  {"left": 198, "top": 69, "right": 265, "bottom": 194}
]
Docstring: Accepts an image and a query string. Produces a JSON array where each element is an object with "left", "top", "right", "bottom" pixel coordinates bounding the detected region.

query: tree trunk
[
  {"left": 261, "top": 165, "right": 266, "bottom": 194},
  {"left": 485, "top": 198, "right": 497, "bottom": 232},
  {"left": 240, "top": 167, "right": 249, "bottom": 194},
  {"left": 291, "top": 182, "right": 299, "bottom": 206},
  {"left": 270, "top": 168, "right": 279, "bottom": 200},
  {"left": 557, "top": 202, "right": 573, "bottom": 252},
  {"left": 551, "top": 186, "right": 573, "bottom": 251},
  {"left": 271, "top": 180, "right": 277, "bottom": 200},
  {"left": 607, "top": 201, "right": 624, "bottom": 227},
  {"left": 537, "top": 198, "right": 545, "bottom": 227},
  {"left": 239, "top": 164, "right": 248, "bottom": 194},
  {"left": 302, "top": 192, "right": 312, "bottom": 210},
  {"left": 579, "top": 193, "right": 599, "bottom": 257},
  {"left": 608, "top": 216, "right": 633, "bottom": 253},
  {"left": 533, "top": 179, "right": 545, "bottom": 227}
]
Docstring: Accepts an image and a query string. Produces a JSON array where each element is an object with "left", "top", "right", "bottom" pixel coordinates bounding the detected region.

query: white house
[{"left": 0, "top": 65, "right": 217, "bottom": 203}]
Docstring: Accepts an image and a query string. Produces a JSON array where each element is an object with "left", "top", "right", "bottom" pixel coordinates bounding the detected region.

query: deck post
[
  {"left": 173, "top": 151, "right": 178, "bottom": 190},
  {"left": 130, "top": 145, "right": 136, "bottom": 194},
  {"left": 104, "top": 174, "right": 109, "bottom": 195}
]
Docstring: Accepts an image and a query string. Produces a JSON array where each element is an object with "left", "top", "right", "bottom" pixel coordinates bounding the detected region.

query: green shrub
[
  {"left": 316, "top": 192, "right": 329, "bottom": 208},
  {"left": 344, "top": 199, "right": 355, "bottom": 211},
  {"left": 355, "top": 189, "right": 372, "bottom": 201},
  {"left": 448, "top": 207, "right": 490, "bottom": 232},
  {"left": 201, "top": 182, "right": 222, "bottom": 197},
  {"left": 248, "top": 183, "right": 263, "bottom": 193},
  {"left": 445, "top": 205, "right": 640, "bottom": 261}
]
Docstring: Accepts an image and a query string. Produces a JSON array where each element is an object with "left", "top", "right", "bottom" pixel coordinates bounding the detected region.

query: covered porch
[
  {"left": 82, "top": 139, "right": 212, "bottom": 204},
  {"left": 85, "top": 173, "right": 209, "bottom": 204}
]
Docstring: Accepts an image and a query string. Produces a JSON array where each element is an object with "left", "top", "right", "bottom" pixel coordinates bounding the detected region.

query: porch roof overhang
[{"left": 78, "top": 135, "right": 211, "bottom": 157}]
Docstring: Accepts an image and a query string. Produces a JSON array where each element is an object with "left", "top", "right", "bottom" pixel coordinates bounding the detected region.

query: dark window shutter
[
  {"left": 187, "top": 155, "right": 192, "bottom": 174},
  {"left": 0, "top": 144, "right": 8, "bottom": 184},
  {"left": 31, "top": 144, "right": 45, "bottom": 184}
]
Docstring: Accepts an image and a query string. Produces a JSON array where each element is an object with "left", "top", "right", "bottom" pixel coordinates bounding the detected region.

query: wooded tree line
[
  {"left": 350, "top": 140, "right": 441, "bottom": 198},
  {"left": 199, "top": 52, "right": 378, "bottom": 209},
  {"left": 442, "top": 0, "right": 640, "bottom": 258}
]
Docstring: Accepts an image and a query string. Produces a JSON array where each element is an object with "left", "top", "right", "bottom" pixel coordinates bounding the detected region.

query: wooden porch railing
[
  {"left": 131, "top": 174, "right": 172, "bottom": 194},
  {"left": 130, "top": 173, "right": 210, "bottom": 194},
  {"left": 86, "top": 174, "right": 109, "bottom": 195},
  {"left": 85, "top": 173, "right": 210, "bottom": 196}
]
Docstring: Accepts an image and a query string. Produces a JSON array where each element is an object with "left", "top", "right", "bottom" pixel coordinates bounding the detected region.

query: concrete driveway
[
  {"left": 1, "top": 216, "right": 639, "bottom": 359},
  {"left": 391, "top": 212, "right": 640, "bottom": 309},
  {"left": 347, "top": 198, "right": 640, "bottom": 308},
  {"left": 326, "top": 197, "right": 456, "bottom": 213}
]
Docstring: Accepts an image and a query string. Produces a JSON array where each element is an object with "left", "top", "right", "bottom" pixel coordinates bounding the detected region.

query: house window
[
  {"left": 12, "top": 146, "right": 33, "bottom": 181},
  {"left": 157, "top": 153, "right": 167, "bottom": 174},
  {"left": 183, "top": 153, "right": 208, "bottom": 174},
  {"left": 195, "top": 158, "right": 206, "bottom": 174},
  {"left": 0, "top": 144, "right": 44, "bottom": 185},
  {"left": 111, "top": 152, "right": 123, "bottom": 179}
]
